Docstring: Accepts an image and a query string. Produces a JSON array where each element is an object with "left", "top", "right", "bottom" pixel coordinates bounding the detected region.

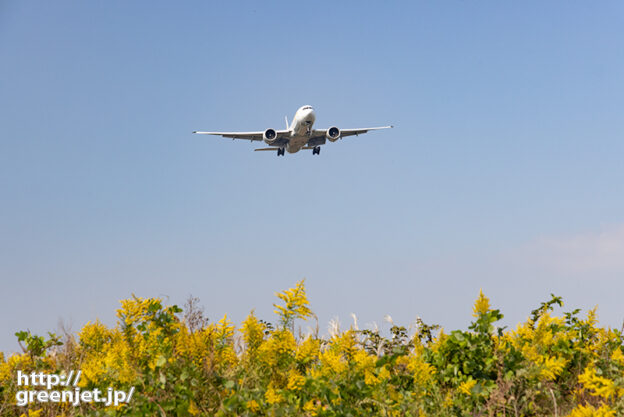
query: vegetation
[{"left": 1, "top": 280, "right": 623, "bottom": 416}]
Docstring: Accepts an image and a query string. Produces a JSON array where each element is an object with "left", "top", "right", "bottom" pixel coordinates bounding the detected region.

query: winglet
[{"left": 284, "top": 116, "right": 289, "bottom": 130}]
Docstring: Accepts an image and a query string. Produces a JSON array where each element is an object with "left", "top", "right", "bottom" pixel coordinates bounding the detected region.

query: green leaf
[{"left": 156, "top": 355, "right": 167, "bottom": 367}]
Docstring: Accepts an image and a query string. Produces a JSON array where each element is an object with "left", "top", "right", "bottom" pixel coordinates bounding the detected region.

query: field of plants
[{"left": 1, "top": 280, "right": 623, "bottom": 416}]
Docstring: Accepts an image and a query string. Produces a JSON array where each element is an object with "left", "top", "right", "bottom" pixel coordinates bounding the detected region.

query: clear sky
[{"left": 1, "top": 1, "right": 623, "bottom": 353}]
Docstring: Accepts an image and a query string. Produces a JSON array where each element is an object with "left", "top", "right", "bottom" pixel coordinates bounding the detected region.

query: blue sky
[{"left": 1, "top": 1, "right": 623, "bottom": 352}]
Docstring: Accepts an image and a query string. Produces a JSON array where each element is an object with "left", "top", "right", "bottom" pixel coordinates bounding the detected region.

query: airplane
[{"left": 193, "top": 105, "right": 392, "bottom": 156}]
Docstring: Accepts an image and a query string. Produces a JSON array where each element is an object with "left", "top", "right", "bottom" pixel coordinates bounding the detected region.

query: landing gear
[
  {"left": 312, "top": 146, "right": 321, "bottom": 155},
  {"left": 277, "top": 148, "right": 285, "bottom": 156}
]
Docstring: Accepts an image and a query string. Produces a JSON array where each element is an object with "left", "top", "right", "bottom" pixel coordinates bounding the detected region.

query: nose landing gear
[{"left": 312, "top": 146, "right": 321, "bottom": 155}]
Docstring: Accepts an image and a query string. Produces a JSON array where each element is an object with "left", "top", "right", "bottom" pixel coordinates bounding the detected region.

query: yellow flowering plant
[
  {"left": 1, "top": 282, "right": 623, "bottom": 417},
  {"left": 273, "top": 279, "right": 313, "bottom": 331}
]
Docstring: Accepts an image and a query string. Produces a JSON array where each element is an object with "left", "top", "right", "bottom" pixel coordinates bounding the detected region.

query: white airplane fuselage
[{"left": 286, "top": 105, "right": 316, "bottom": 153}]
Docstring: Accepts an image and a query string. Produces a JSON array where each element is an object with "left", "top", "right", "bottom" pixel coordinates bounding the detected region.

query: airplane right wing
[{"left": 192, "top": 130, "right": 290, "bottom": 143}]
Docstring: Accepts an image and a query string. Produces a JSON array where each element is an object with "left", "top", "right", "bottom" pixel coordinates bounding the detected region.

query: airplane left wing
[
  {"left": 192, "top": 130, "right": 290, "bottom": 142},
  {"left": 310, "top": 126, "right": 393, "bottom": 140},
  {"left": 334, "top": 126, "right": 393, "bottom": 138}
]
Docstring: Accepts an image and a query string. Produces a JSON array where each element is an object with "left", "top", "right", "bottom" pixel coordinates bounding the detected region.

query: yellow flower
[
  {"left": 303, "top": 399, "right": 322, "bottom": 416},
  {"left": 0, "top": 353, "right": 33, "bottom": 385},
  {"left": 443, "top": 392, "right": 453, "bottom": 407},
  {"left": 175, "top": 325, "right": 210, "bottom": 364},
  {"left": 408, "top": 355, "right": 435, "bottom": 385},
  {"left": 584, "top": 307, "right": 598, "bottom": 328},
  {"left": 364, "top": 370, "right": 380, "bottom": 386},
  {"left": 78, "top": 320, "right": 113, "bottom": 350},
  {"left": 578, "top": 367, "right": 618, "bottom": 400},
  {"left": 539, "top": 355, "right": 568, "bottom": 381},
  {"left": 352, "top": 349, "right": 375, "bottom": 371},
  {"left": 611, "top": 348, "right": 624, "bottom": 366},
  {"left": 472, "top": 289, "right": 490, "bottom": 317},
  {"left": 567, "top": 403, "right": 616, "bottom": 417},
  {"left": 287, "top": 369, "right": 305, "bottom": 391},
  {"left": 459, "top": 379, "right": 476, "bottom": 395},
  {"left": 265, "top": 385, "right": 283, "bottom": 405},
  {"left": 521, "top": 344, "right": 540, "bottom": 363},
  {"left": 117, "top": 296, "right": 162, "bottom": 332},
  {"left": 82, "top": 332, "right": 137, "bottom": 386},
  {"left": 296, "top": 336, "right": 320, "bottom": 363},
  {"left": 246, "top": 399, "right": 260, "bottom": 412},
  {"left": 319, "top": 349, "right": 347, "bottom": 375},
  {"left": 241, "top": 310, "right": 266, "bottom": 352},
  {"left": 273, "top": 280, "right": 313, "bottom": 327},
  {"left": 188, "top": 400, "right": 200, "bottom": 416},
  {"left": 378, "top": 365, "right": 391, "bottom": 382},
  {"left": 216, "top": 314, "right": 235, "bottom": 342},
  {"left": 333, "top": 330, "right": 357, "bottom": 357},
  {"left": 19, "top": 411, "right": 42, "bottom": 417},
  {"left": 257, "top": 329, "right": 297, "bottom": 369},
  {"left": 430, "top": 329, "right": 447, "bottom": 354},
  {"left": 510, "top": 321, "right": 534, "bottom": 345}
]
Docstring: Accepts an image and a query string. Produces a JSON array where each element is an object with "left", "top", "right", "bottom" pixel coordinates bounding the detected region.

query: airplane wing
[
  {"left": 307, "top": 126, "right": 393, "bottom": 146},
  {"left": 193, "top": 130, "right": 290, "bottom": 142},
  {"left": 333, "top": 126, "right": 393, "bottom": 138}
]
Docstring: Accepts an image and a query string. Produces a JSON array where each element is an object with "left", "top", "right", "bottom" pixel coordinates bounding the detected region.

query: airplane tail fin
[{"left": 284, "top": 116, "right": 289, "bottom": 130}]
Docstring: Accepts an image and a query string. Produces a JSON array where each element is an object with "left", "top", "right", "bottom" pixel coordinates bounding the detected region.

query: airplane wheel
[
  {"left": 277, "top": 148, "right": 285, "bottom": 156},
  {"left": 313, "top": 147, "right": 320, "bottom": 155}
]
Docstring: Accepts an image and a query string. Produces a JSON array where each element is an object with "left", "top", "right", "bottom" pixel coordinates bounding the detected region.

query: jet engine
[
  {"left": 326, "top": 126, "right": 340, "bottom": 142},
  {"left": 263, "top": 128, "right": 278, "bottom": 145}
]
